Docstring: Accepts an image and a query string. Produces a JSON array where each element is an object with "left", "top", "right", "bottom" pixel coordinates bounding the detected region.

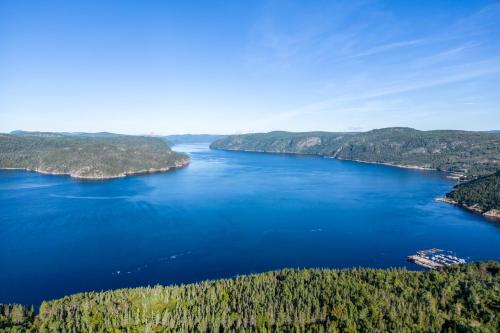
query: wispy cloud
[
  {"left": 412, "top": 42, "right": 481, "bottom": 67},
  {"left": 243, "top": 1, "right": 500, "bottom": 131},
  {"left": 251, "top": 58, "right": 500, "bottom": 129},
  {"left": 243, "top": 0, "right": 371, "bottom": 69},
  {"left": 238, "top": 1, "right": 500, "bottom": 132},
  {"left": 449, "top": 2, "right": 500, "bottom": 36},
  {"left": 349, "top": 39, "right": 424, "bottom": 58}
]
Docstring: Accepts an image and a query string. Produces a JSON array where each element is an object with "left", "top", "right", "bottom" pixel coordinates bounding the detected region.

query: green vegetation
[
  {"left": 0, "top": 304, "right": 34, "bottom": 332},
  {"left": 1, "top": 262, "right": 499, "bottom": 332},
  {"left": 447, "top": 172, "right": 500, "bottom": 214},
  {"left": 210, "top": 127, "right": 500, "bottom": 178},
  {"left": 0, "top": 133, "right": 189, "bottom": 179}
]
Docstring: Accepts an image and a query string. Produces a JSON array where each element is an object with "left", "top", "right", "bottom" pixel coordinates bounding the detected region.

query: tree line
[{"left": 1, "top": 261, "right": 498, "bottom": 332}]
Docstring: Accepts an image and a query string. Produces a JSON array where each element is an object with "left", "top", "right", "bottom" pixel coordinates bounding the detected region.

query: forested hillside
[
  {"left": 1, "top": 262, "right": 498, "bottom": 332},
  {"left": 211, "top": 127, "right": 500, "bottom": 178},
  {"left": 446, "top": 171, "right": 500, "bottom": 217},
  {"left": 0, "top": 133, "right": 189, "bottom": 179}
]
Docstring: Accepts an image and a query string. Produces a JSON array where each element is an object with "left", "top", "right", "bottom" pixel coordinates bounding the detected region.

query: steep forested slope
[
  {"left": 211, "top": 127, "right": 500, "bottom": 178},
  {"left": 446, "top": 171, "right": 500, "bottom": 217},
  {"left": 0, "top": 133, "right": 189, "bottom": 179},
  {"left": 1, "top": 262, "right": 498, "bottom": 332}
]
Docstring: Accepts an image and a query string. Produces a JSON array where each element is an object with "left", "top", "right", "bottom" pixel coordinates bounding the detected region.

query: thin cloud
[
  {"left": 413, "top": 42, "right": 481, "bottom": 67},
  {"left": 247, "top": 1, "right": 500, "bottom": 131},
  {"left": 243, "top": 0, "right": 371, "bottom": 69},
  {"left": 255, "top": 58, "right": 500, "bottom": 127},
  {"left": 349, "top": 39, "right": 424, "bottom": 58}
]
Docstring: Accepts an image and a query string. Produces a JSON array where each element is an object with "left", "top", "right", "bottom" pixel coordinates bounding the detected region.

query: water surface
[{"left": 1, "top": 143, "right": 499, "bottom": 306}]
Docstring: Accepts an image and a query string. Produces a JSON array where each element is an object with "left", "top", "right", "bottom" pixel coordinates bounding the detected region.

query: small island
[{"left": 0, "top": 132, "right": 189, "bottom": 180}]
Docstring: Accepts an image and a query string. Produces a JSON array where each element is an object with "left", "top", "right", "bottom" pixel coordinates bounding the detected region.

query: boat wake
[{"left": 50, "top": 194, "right": 131, "bottom": 200}]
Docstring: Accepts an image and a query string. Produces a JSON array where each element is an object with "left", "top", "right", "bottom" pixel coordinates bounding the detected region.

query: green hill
[
  {"left": 1, "top": 262, "right": 499, "bottom": 332},
  {"left": 446, "top": 172, "right": 500, "bottom": 218},
  {"left": 0, "top": 133, "right": 189, "bottom": 179},
  {"left": 211, "top": 128, "right": 500, "bottom": 178}
]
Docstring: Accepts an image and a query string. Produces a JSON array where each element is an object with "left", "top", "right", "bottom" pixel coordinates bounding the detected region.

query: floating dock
[{"left": 407, "top": 249, "right": 466, "bottom": 269}]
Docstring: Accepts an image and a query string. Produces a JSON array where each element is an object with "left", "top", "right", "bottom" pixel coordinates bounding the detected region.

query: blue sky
[{"left": 1, "top": 0, "right": 499, "bottom": 134}]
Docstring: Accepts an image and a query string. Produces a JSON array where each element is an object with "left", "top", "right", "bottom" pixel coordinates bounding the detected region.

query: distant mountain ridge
[
  {"left": 10, "top": 130, "right": 124, "bottom": 138},
  {"left": 10, "top": 131, "right": 227, "bottom": 145},
  {"left": 162, "top": 134, "right": 227, "bottom": 145},
  {"left": 0, "top": 133, "right": 189, "bottom": 179}
]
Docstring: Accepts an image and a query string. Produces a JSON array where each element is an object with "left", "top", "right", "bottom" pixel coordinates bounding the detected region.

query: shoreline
[
  {"left": 333, "top": 157, "right": 438, "bottom": 172},
  {"left": 435, "top": 197, "right": 500, "bottom": 221},
  {"left": 212, "top": 147, "right": 463, "bottom": 177},
  {"left": 211, "top": 147, "right": 500, "bottom": 220},
  {"left": 0, "top": 158, "right": 190, "bottom": 180},
  {"left": 330, "top": 158, "right": 464, "bottom": 179}
]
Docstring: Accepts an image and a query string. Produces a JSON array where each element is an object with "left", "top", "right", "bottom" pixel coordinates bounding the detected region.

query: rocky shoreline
[
  {"left": 333, "top": 158, "right": 469, "bottom": 180},
  {"left": 0, "top": 158, "right": 190, "bottom": 180},
  {"left": 435, "top": 197, "right": 500, "bottom": 220},
  {"left": 213, "top": 147, "right": 464, "bottom": 177},
  {"left": 334, "top": 157, "right": 438, "bottom": 172}
]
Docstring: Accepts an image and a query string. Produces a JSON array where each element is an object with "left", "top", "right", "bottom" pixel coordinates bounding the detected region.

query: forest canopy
[
  {"left": 1, "top": 262, "right": 499, "bottom": 332},
  {"left": 0, "top": 133, "right": 188, "bottom": 179},
  {"left": 447, "top": 171, "right": 500, "bottom": 212}
]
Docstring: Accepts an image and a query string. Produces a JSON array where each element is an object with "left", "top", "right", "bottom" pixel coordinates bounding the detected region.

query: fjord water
[{"left": 1, "top": 144, "right": 499, "bottom": 306}]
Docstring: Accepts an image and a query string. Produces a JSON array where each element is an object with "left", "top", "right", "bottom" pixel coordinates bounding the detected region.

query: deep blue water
[{"left": 1, "top": 144, "right": 499, "bottom": 306}]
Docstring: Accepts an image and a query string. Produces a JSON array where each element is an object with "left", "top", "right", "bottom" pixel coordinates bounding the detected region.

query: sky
[{"left": 1, "top": 0, "right": 499, "bottom": 134}]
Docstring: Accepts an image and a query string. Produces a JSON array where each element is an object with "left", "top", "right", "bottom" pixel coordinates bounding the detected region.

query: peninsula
[
  {"left": 0, "top": 132, "right": 189, "bottom": 180},
  {"left": 442, "top": 171, "right": 500, "bottom": 219}
]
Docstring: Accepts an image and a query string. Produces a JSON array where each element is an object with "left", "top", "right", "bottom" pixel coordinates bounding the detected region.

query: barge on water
[{"left": 407, "top": 248, "right": 466, "bottom": 269}]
